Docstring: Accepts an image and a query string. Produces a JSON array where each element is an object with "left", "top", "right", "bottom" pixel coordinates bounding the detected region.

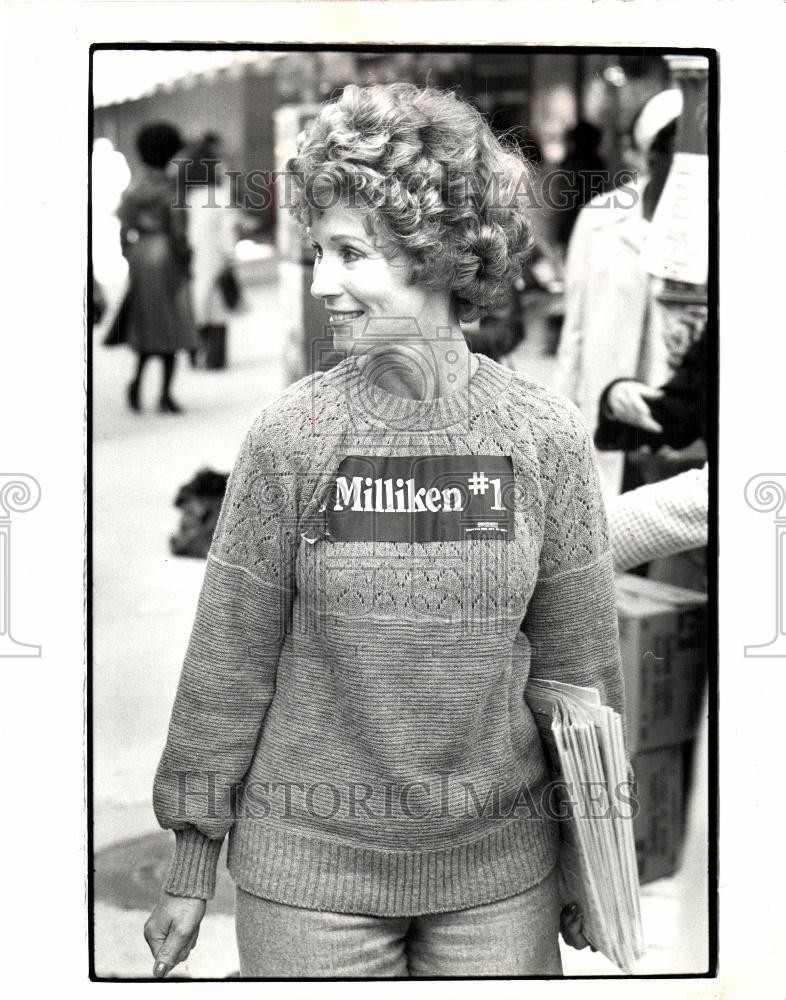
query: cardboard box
[
  {"left": 616, "top": 575, "right": 708, "bottom": 756},
  {"left": 633, "top": 744, "right": 684, "bottom": 884}
]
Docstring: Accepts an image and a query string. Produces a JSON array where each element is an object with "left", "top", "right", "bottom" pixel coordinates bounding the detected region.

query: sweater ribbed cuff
[{"left": 164, "top": 827, "right": 224, "bottom": 899}]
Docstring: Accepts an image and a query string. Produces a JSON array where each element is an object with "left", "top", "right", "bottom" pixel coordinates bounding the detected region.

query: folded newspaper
[{"left": 525, "top": 678, "right": 644, "bottom": 972}]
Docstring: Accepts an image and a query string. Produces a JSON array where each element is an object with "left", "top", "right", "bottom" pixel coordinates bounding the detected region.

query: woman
[
  {"left": 183, "top": 131, "right": 238, "bottom": 369},
  {"left": 553, "top": 89, "right": 682, "bottom": 498},
  {"left": 118, "top": 121, "right": 199, "bottom": 413},
  {"left": 144, "top": 84, "right": 627, "bottom": 978}
]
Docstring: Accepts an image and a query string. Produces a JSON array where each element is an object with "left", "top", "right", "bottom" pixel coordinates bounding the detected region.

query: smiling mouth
[{"left": 328, "top": 310, "right": 365, "bottom": 325}]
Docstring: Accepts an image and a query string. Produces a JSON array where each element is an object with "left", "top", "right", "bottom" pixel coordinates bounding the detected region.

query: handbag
[
  {"left": 103, "top": 287, "right": 133, "bottom": 347},
  {"left": 216, "top": 265, "right": 242, "bottom": 311}
]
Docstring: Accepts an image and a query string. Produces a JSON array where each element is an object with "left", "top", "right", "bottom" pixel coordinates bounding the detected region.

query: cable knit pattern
[{"left": 153, "top": 354, "right": 628, "bottom": 915}]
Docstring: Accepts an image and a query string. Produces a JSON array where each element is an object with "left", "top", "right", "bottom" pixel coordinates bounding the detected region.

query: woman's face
[{"left": 308, "top": 202, "right": 450, "bottom": 356}]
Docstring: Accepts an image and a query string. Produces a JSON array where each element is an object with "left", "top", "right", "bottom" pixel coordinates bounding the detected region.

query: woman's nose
[{"left": 310, "top": 256, "right": 342, "bottom": 301}]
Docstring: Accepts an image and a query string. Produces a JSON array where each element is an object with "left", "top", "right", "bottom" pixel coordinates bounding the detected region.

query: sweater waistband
[{"left": 226, "top": 815, "right": 560, "bottom": 917}]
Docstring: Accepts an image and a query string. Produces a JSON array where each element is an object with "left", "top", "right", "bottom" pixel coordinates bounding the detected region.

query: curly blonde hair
[{"left": 287, "top": 83, "right": 534, "bottom": 322}]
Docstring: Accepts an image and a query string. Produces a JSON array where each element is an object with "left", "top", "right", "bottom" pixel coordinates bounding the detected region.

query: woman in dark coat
[{"left": 118, "top": 121, "right": 198, "bottom": 413}]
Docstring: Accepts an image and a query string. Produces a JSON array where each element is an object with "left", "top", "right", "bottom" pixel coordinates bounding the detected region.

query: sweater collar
[{"left": 338, "top": 352, "right": 513, "bottom": 433}]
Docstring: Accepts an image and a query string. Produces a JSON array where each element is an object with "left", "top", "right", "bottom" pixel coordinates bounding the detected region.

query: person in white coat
[
  {"left": 553, "top": 90, "right": 683, "bottom": 499},
  {"left": 184, "top": 133, "right": 238, "bottom": 368}
]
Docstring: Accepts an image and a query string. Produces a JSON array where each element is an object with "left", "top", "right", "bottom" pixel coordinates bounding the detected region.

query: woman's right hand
[{"left": 143, "top": 892, "right": 207, "bottom": 978}]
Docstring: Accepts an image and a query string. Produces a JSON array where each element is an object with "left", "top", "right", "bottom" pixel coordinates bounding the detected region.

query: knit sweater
[
  {"left": 153, "top": 353, "right": 627, "bottom": 916},
  {"left": 607, "top": 464, "right": 708, "bottom": 572}
]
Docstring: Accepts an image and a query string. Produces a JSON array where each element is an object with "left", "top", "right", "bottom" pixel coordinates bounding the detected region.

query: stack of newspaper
[{"left": 525, "top": 678, "right": 644, "bottom": 973}]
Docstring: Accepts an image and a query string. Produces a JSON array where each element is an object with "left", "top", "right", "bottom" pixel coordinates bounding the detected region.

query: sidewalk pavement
[{"left": 92, "top": 272, "right": 286, "bottom": 977}]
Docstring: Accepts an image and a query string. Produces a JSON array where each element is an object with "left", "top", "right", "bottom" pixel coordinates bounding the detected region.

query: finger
[
  {"left": 563, "top": 922, "right": 590, "bottom": 949},
  {"left": 638, "top": 413, "right": 664, "bottom": 433},
  {"left": 639, "top": 385, "right": 665, "bottom": 400},
  {"left": 612, "top": 397, "right": 637, "bottom": 422},
  {"left": 153, "top": 960, "right": 171, "bottom": 979},
  {"left": 626, "top": 395, "right": 663, "bottom": 434},
  {"left": 144, "top": 914, "right": 171, "bottom": 957},
  {"left": 179, "top": 927, "right": 200, "bottom": 965},
  {"left": 576, "top": 913, "right": 595, "bottom": 952},
  {"left": 658, "top": 445, "right": 681, "bottom": 462},
  {"left": 172, "top": 944, "right": 193, "bottom": 973},
  {"left": 153, "top": 928, "right": 191, "bottom": 978},
  {"left": 630, "top": 394, "right": 651, "bottom": 420},
  {"left": 170, "top": 926, "right": 201, "bottom": 975},
  {"left": 560, "top": 902, "right": 578, "bottom": 923},
  {"left": 559, "top": 922, "right": 576, "bottom": 947},
  {"left": 631, "top": 395, "right": 662, "bottom": 432},
  {"left": 608, "top": 385, "right": 637, "bottom": 420},
  {"left": 560, "top": 907, "right": 590, "bottom": 949},
  {"left": 559, "top": 911, "right": 572, "bottom": 936},
  {"left": 614, "top": 402, "right": 640, "bottom": 426},
  {"left": 568, "top": 918, "right": 589, "bottom": 946},
  {"left": 576, "top": 918, "right": 597, "bottom": 953}
]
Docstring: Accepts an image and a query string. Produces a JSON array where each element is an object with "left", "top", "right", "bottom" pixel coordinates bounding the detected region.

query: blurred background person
[
  {"left": 553, "top": 89, "right": 683, "bottom": 499},
  {"left": 465, "top": 112, "right": 546, "bottom": 364},
  {"left": 554, "top": 121, "right": 608, "bottom": 249},
  {"left": 116, "top": 121, "right": 199, "bottom": 414},
  {"left": 595, "top": 322, "right": 708, "bottom": 590},
  {"left": 595, "top": 320, "right": 707, "bottom": 454},
  {"left": 91, "top": 137, "right": 131, "bottom": 330},
  {"left": 606, "top": 464, "right": 708, "bottom": 575},
  {"left": 183, "top": 132, "right": 240, "bottom": 370}
]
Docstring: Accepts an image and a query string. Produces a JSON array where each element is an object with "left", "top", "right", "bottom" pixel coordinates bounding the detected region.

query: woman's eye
[{"left": 339, "top": 247, "right": 361, "bottom": 263}]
